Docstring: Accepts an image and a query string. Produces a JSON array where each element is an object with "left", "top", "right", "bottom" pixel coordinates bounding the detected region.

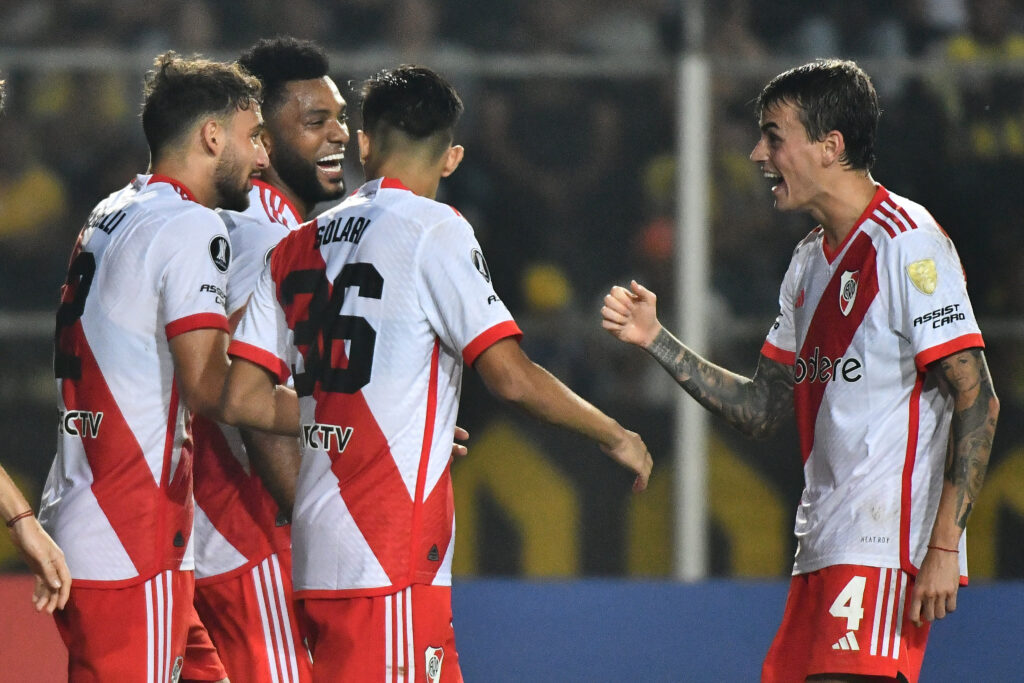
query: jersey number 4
[
  {"left": 829, "top": 575, "right": 867, "bottom": 631},
  {"left": 54, "top": 250, "right": 96, "bottom": 380},
  {"left": 282, "top": 262, "right": 383, "bottom": 396}
]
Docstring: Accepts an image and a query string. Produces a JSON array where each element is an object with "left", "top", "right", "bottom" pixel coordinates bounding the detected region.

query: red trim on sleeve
[
  {"left": 165, "top": 313, "right": 230, "bottom": 340},
  {"left": 463, "top": 321, "right": 523, "bottom": 366},
  {"left": 228, "top": 340, "right": 291, "bottom": 385},
  {"left": 914, "top": 333, "right": 985, "bottom": 372},
  {"left": 760, "top": 340, "right": 795, "bottom": 366}
]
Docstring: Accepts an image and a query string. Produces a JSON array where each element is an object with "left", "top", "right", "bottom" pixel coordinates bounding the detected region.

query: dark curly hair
[
  {"left": 757, "top": 59, "right": 880, "bottom": 171},
  {"left": 141, "top": 51, "right": 262, "bottom": 163},
  {"left": 238, "top": 36, "right": 330, "bottom": 117}
]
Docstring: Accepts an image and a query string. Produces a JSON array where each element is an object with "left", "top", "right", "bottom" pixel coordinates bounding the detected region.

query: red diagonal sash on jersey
[
  {"left": 793, "top": 233, "right": 879, "bottom": 463},
  {"left": 312, "top": 372, "right": 452, "bottom": 588},
  {"left": 61, "top": 320, "right": 190, "bottom": 576},
  {"left": 192, "top": 415, "right": 286, "bottom": 562},
  {"left": 272, "top": 222, "right": 451, "bottom": 588}
]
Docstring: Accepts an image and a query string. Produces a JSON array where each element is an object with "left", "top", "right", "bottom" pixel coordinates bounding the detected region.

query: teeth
[{"left": 318, "top": 153, "right": 344, "bottom": 163}]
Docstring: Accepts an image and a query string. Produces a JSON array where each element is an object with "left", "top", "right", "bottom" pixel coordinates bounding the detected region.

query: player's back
[
  {"left": 263, "top": 176, "right": 518, "bottom": 594},
  {"left": 41, "top": 174, "right": 231, "bottom": 584}
]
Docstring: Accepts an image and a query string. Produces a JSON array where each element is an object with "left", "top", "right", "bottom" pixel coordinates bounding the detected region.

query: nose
[
  {"left": 329, "top": 118, "right": 350, "bottom": 145},
  {"left": 255, "top": 139, "right": 270, "bottom": 169},
  {"left": 749, "top": 138, "right": 766, "bottom": 163}
]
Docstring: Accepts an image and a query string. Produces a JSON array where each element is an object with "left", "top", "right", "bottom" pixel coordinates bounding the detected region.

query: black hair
[
  {"left": 237, "top": 36, "right": 330, "bottom": 117},
  {"left": 142, "top": 51, "right": 261, "bottom": 163},
  {"left": 757, "top": 59, "right": 880, "bottom": 171},
  {"left": 360, "top": 65, "right": 463, "bottom": 157}
]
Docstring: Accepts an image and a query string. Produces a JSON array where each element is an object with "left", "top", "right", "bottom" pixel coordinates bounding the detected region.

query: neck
[
  {"left": 813, "top": 173, "right": 878, "bottom": 251},
  {"left": 151, "top": 158, "right": 216, "bottom": 208},
  {"left": 258, "top": 166, "right": 310, "bottom": 219},
  {"left": 365, "top": 158, "right": 440, "bottom": 199}
]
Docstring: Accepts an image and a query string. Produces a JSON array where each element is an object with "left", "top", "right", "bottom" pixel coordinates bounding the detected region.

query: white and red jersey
[
  {"left": 191, "top": 180, "right": 301, "bottom": 581},
  {"left": 229, "top": 177, "right": 522, "bottom": 597},
  {"left": 221, "top": 179, "right": 302, "bottom": 315},
  {"left": 761, "top": 185, "right": 983, "bottom": 578},
  {"left": 39, "top": 174, "right": 231, "bottom": 586}
]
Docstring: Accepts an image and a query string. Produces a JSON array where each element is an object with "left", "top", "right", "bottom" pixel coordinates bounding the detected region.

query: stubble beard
[{"left": 214, "top": 145, "right": 252, "bottom": 212}]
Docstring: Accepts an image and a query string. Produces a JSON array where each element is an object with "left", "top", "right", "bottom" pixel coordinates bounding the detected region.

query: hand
[
  {"left": 908, "top": 546, "right": 960, "bottom": 627},
  {"left": 8, "top": 517, "right": 71, "bottom": 613},
  {"left": 601, "top": 280, "right": 662, "bottom": 349},
  {"left": 450, "top": 425, "right": 470, "bottom": 459},
  {"left": 601, "top": 428, "right": 653, "bottom": 493}
]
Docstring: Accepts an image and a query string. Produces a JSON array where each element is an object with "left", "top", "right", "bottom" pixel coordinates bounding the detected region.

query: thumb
[{"left": 630, "top": 280, "right": 649, "bottom": 299}]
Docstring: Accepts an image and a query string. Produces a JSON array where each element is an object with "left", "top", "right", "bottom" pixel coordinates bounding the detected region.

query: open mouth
[
  {"left": 763, "top": 169, "right": 784, "bottom": 193},
  {"left": 316, "top": 153, "right": 344, "bottom": 176}
]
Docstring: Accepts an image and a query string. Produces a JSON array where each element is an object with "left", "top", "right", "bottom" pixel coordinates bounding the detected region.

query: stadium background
[{"left": 1, "top": 0, "right": 1022, "bottom": 679}]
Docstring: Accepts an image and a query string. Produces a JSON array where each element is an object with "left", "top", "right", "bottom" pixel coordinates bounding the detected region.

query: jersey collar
[
  {"left": 252, "top": 178, "right": 303, "bottom": 224},
  {"left": 146, "top": 174, "right": 199, "bottom": 203},
  {"left": 822, "top": 184, "right": 888, "bottom": 263}
]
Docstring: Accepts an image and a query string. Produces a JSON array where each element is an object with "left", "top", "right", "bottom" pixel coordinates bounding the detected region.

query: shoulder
[
  {"left": 870, "top": 191, "right": 953, "bottom": 255},
  {"left": 789, "top": 226, "right": 821, "bottom": 261}
]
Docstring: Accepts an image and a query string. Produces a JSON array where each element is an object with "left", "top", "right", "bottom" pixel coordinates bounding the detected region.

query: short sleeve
[
  {"left": 229, "top": 262, "right": 292, "bottom": 384},
  {"left": 219, "top": 209, "right": 291, "bottom": 315},
  {"left": 416, "top": 216, "right": 521, "bottom": 365},
  {"left": 761, "top": 248, "right": 801, "bottom": 365},
  {"left": 159, "top": 208, "right": 230, "bottom": 339},
  {"left": 889, "top": 230, "right": 984, "bottom": 371}
]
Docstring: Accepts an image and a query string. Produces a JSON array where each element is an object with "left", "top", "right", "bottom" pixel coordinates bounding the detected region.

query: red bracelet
[
  {"left": 927, "top": 544, "right": 959, "bottom": 554},
  {"left": 5, "top": 510, "right": 34, "bottom": 528}
]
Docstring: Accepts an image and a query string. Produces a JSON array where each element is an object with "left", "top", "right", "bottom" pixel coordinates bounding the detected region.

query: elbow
[
  {"left": 180, "top": 386, "right": 221, "bottom": 422},
  {"left": 219, "top": 389, "right": 248, "bottom": 428},
  {"left": 743, "top": 423, "right": 775, "bottom": 441},
  {"left": 485, "top": 366, "right": 532, "bottom": 407}
]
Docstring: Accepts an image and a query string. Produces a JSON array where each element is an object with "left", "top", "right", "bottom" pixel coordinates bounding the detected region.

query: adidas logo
[
  {"left": 832, "top": 631, "right": 860, "bottom": 651},
  {"left": 427, "top": 544, "right": 439, "bottom": 562}
]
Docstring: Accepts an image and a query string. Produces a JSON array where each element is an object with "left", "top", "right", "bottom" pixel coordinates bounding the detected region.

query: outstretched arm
[
  {"left": 1, "top": 466, "right": 71, "bottom": 613},
  {"left": 474, "top": 338, "right": 652, "bottom": 492},
  {"left": 910, "top": 347, "right": 999, "bottom": 626},
  {"left": 602, "top": 280, "right": 794, "bottom": 439}
]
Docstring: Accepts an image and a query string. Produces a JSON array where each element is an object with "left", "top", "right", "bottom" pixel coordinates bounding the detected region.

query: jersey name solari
[{"left": 230, "top": 177, "right": 521, "bottom": 597}]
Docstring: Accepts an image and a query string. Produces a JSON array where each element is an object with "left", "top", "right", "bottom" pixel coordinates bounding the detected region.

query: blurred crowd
[{"left": 1, "top": 0, "right": 1024, "bottom": 576}]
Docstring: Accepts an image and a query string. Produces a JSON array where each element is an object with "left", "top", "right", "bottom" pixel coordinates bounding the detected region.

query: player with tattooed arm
[{"left": 602, "top": 59, "right": 998, "bottom": 683}]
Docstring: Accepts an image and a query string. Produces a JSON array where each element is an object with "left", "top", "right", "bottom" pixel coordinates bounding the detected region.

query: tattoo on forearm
[
  {"left": 647, "top": 328, "right": 794, "bottom": 438},
  {"left": 939, "top": 349, "right": 999, "bottom": 530}
]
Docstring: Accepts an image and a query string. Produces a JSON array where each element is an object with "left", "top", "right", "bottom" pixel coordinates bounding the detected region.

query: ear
[
  {"left": 200, "top": 119, "right": 223, "bottom": 156},
  {"left": 822, "top": 130, "right": 845, "bottom": 167},
  {"left": 357, "top": 130, "right": 371, "bottom": 164},
  {"left": 440, "top": 144, "right": 465, "bottom": 178}
]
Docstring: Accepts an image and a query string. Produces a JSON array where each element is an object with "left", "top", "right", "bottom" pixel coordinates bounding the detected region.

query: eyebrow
[
  {"left": 304, "top": 106, "right": 346, "bottom": 116},
  {"left": 760, "top": 121, "right": 779, "bottom": 133}
]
